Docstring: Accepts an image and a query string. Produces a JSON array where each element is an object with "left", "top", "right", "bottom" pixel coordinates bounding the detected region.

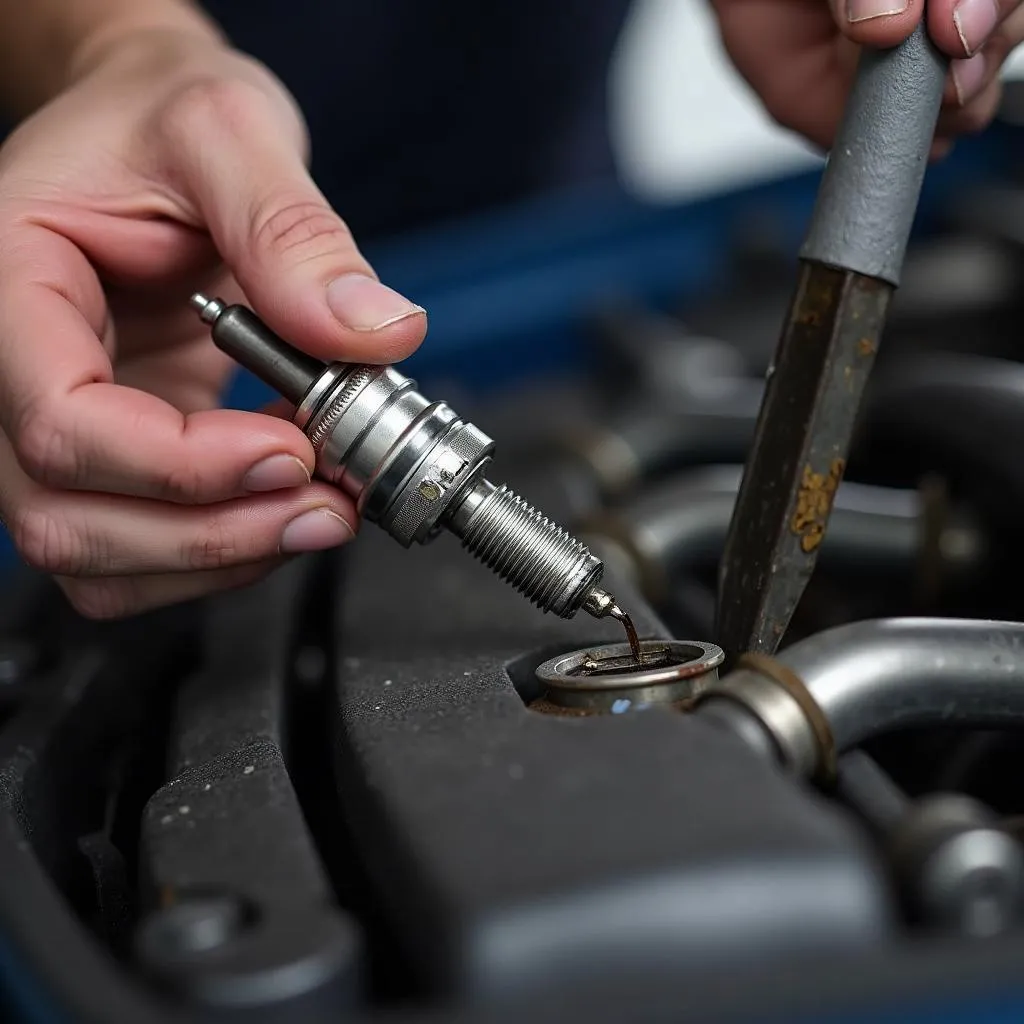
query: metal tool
[
  {"left": 715, "top": 25, "right": 948, "bottom": 662},
  {"left": 189, "top": 294, "right": 632, "bottom": 632}
]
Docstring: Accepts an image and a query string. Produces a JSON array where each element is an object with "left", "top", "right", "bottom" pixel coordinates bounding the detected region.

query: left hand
[{"left": 713, "top": 0, "right": 1024, "bottom": 154}]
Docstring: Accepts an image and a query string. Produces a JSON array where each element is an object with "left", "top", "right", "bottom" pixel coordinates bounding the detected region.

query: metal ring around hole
[{"left": 534, "top": 639, "right": 724, "bottom": 712}]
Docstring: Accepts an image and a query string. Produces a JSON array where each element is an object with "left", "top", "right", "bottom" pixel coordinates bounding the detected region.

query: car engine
[{"left": 6, "top": 131, "right": 1024, "bottom": 1024}]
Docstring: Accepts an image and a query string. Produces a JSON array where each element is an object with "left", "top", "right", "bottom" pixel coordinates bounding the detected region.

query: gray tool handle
[{"left": 799, "top": 23, "right": 948, "bottom": 286}]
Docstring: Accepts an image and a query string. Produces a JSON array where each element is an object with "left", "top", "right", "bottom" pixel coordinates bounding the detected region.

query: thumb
[
  {"left": 829, "top": 0, "right": 924, "bottom": 48},
  {"left": 169, "top": 79, "right": 426, "bottom": 364}
]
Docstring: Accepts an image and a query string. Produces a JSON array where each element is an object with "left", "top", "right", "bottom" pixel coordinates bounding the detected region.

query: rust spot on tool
[
  {"left": 857, "top": 337, "right": 876, "bottom": 357},
  {"left": 795, "top": 272, "right": 840, "bottom": 326},
  {"left": 790, "top": 458, "right": 845, "bottom": 553}
]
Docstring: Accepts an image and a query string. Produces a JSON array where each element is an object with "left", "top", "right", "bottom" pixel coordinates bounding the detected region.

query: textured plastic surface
[
  {"left": 5, "top": 535, "right": 1024, "bottom": 1021},
  {"left": 800, "top": 25, "right": 947, "bottom": 284},
  {"left": 329, "top": 512, "right": 891, "bottom": 1003},
  {"left": 137, "top": 561, "right": 362, "bottom": 1013}
]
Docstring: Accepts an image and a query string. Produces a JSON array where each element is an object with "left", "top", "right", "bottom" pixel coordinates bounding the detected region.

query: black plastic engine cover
[
  {"left": 330, "top": 518, "right": 893, "bottom": 1004},
  {"left": 136, "top": 560, "right": 362, "bottom": 1017}
]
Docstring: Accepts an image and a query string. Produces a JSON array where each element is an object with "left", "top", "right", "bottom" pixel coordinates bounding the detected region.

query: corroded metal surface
[{"left": 715, "top": 263, "right": 890, "bottom": 662}]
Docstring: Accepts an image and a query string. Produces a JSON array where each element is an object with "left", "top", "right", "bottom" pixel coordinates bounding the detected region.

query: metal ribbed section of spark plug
[
  {"left": 452, "top": 481, "right": 602, "bottom": 616},
  {"left": 190, "top": 294, "right": 618, "bottom": 622}
]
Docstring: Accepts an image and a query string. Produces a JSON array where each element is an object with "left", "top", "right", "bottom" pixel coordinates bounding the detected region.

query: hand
[
  {"left": 713, "top": 0, "right": 1024, "bottom": 152},
  {"left": 0, "top": 29, "right": 427, "bottom": 618}
]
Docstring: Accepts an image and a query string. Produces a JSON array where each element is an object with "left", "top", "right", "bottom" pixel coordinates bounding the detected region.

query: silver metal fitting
[
  {"left": 191, "top": 294, "right": 613, "bottom": 619},
  {"left": 695, "top": 667, "right": 822, "bottom": 779},
  {"left": 535, "top": 640, "right": 723, "bottom": 712},
  {"left": 889, "top": 794, "right": 1024, "bottom": 938},
  {"left": 695, "top": 619, "right": 1024, "bottom": 786}
]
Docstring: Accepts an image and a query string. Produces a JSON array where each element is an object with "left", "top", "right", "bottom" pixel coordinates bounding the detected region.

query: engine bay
[{"left": 7, "top": 164, "right": 1024, "bottom": 1023}]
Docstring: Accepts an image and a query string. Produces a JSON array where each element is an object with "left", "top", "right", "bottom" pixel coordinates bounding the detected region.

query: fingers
[
  {"left": 716, "top": 0, "right": 1018, "bottom": 162},
  {"left": 0, "top": 222, "right": 318, "bottom": 502},
  {"left": 113, "top": 335, "right": 235, "bottom": 413},
  {"left": 825, "top": 0, "right": 1023, "bottom": 143},
  {"left": 946, "top": 4, "right": 1024, "bottom": 100},
  {"left": 829, "top": 0, "right": 924, "bottom": 47},
  {"left": 258, "top": 398, "right": 297, "bottom": 420},
  {"left": 831, "top": 0, "right": 1024, "bottom": 66},
  {"left": 940, "top": 76, "right": 1004, "bottom": 133},
  {"left": 161, "top": 77, "right": 427, "bottom": 366},
  {"left": 0, "top": 437, "right": 356, "bottom": 579},
  {"left": 928, "top": 0, "right": 1019, "bottom": 56},
  {"left": 937, "top": 3, "right": 1024, "bottom": 135},
  {"left": 713, "top": 0, "right": 861, "bottom": 150},
  {"left": 57, "top": 561, "right": 286, "bottom": 620}
]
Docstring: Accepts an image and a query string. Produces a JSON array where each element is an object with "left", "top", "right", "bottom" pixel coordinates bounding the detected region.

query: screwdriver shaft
[
  {"left": 714, "top": 24, "right": 947, "bottom": 664},
  {"left": 716, "top": 266, "right": 888, "bottom": 658}
]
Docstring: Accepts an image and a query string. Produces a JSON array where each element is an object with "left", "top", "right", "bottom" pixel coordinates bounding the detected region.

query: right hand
[
  {"left": 0, "top": 29, "right": 427, "bottom": 619},
  {"left": 715, "top": 0, "right": 1024, "bottom": 155}
]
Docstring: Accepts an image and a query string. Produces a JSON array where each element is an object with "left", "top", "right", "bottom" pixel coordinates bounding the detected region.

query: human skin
[
  {"left": 0, "top": 0, "right": 1019, "bottom": 618},
  {"left": 0, "top": 4, "right": 426, "bottom": 617},
  {"left": 715, "top": 0, "right": 1024, "bottom": 153}
]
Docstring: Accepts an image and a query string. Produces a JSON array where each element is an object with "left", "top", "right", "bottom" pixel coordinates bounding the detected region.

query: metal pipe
[
  {"left": 556, "top": 401, "right": 759, "bottom": 504},
  {"left": 587, "top": 305, "right": 754, "bottom": 406},
  {"left": 696, "top": 618, "right": 1024, "bottom": 781},
  {"left": 578, "top": 467, "right": 982, "bottom": 604},
  {"left": 864, "top": 353, "right": 1024, "bottom": 523},
  {"left": 836, "top": 751, "right": 909, "bottom": 837}
]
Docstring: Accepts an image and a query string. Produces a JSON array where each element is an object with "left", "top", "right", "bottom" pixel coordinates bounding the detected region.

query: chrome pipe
[
  {"left": 580, "top": 467, "right": 983, "bottom": 604},
  {"left": 697, "top": 618, "right": 1024, "bottom": 780}
]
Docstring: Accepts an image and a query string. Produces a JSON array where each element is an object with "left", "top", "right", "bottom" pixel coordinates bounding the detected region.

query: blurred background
[
  {"left": 211, "top": 0, "right": 1024, "bottom": 402},
  {"left": 612, "top": 0, "right": 825, "bottom": 198}
]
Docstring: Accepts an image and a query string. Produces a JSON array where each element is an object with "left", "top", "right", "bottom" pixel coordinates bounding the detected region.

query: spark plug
[{"left": 190, "top": 295, "right": 631, "bottom": 631}]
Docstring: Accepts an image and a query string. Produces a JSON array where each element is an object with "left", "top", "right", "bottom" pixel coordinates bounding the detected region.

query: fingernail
[
  {"left": 243, "top": 453, "right": 311, "bottom": 493},
  {"left": 952, "top": 52, "right": 988, "bottom": 103},
  {"left": 846, "top": 0, "right": 908, "bottom": 23},
  {"left": 326, "top": 274, "right": 425, "bottom": 332},
  {"left": 279, "top": 508, "right": 354, "bottom": 554},
  {"left": 953, "top": 0, "right": 999, "bottom": 55}
]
